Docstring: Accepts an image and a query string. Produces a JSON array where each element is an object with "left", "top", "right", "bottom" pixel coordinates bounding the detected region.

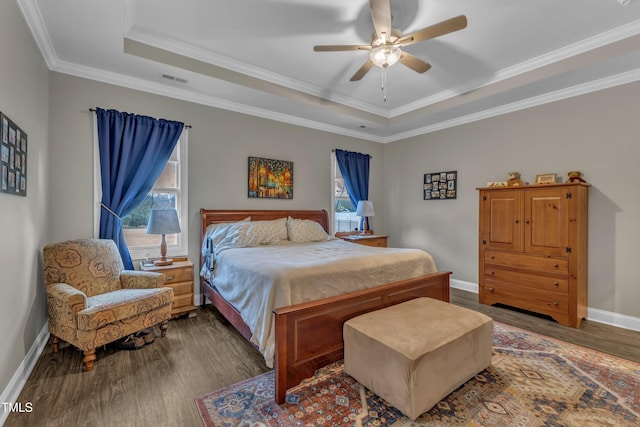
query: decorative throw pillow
[{"left": 287, "top": 216, "right": 330, "bottom": 242}]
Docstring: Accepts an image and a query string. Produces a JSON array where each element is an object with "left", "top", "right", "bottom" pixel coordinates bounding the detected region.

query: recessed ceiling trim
[
  {"left": 124, "top": 37, "right": 390, "bottom": 126},
  {"left": 383, "top": 67, "right": 640, "bottom": 143},
  {"left": 124, "top": 29, "right": 392, "bottom": 118},
  {"left": 390, "top": 18, "right": 640, "bottom": 117}
]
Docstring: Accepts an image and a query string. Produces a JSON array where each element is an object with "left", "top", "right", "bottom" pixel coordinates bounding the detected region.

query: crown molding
[
  {"left": 124, "top": 29, "right": 391, "bottom": 118},
  {"left": 51, "top": 59, "right": 382, "bottom": 143},
  {"left": 383, "top": 66, "right": 640, "bottom": 143},
  {"left": 15, "top": 0, "right": 58, "bottom": 68},
  {"left": 390, "top": 19, "right": 640, "bottom": 117}
]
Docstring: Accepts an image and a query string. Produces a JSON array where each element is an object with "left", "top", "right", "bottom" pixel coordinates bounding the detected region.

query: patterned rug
[{"left": 195, "top": 322, "right": 640, "bottom": 426}]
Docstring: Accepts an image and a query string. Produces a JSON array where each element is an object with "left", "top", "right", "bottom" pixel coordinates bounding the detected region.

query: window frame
[
  {"left": 93, "top": 126, "right": 188, "bottom": 262},
  {"left": 331, "top": 152, "right": 359, "bottom": 234}
]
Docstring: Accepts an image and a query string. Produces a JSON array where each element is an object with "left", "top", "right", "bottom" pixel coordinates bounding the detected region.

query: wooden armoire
[{"left": 477, "top": 182, "right": 589, "bottom": 328}]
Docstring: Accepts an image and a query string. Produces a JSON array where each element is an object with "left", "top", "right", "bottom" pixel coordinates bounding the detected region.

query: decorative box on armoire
[{"left": 477, "top": 182, "right": 589, "bottom": 328}]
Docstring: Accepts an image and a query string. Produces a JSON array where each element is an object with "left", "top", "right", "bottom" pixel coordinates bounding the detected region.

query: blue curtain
[
  {"left": 96, "top": 108, "right": 184, "bottom": 269},
  {"left": 335, "top": 149, "right": 371, "bottom": 230}
]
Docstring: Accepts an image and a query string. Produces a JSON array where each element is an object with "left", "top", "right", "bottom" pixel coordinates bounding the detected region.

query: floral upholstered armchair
[{"left": 43, "top": 239, "right": 174, "bottom": 371}]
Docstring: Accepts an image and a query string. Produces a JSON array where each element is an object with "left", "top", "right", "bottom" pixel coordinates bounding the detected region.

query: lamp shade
[
  {"left": 146, "top": 209, "right": 181, "bottom": 235},
  {"left": 355, "top": 200, "right": 375, "bottom": 217}
]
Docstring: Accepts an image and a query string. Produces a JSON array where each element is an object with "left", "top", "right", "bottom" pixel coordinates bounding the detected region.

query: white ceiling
[{"left": 18, "top": 0, "right": 640, "bottom": 143}]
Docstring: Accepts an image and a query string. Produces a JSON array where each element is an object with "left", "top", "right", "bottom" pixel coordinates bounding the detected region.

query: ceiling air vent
[{"left": 160, "top": 73, "right": 188, "bottom": 84}]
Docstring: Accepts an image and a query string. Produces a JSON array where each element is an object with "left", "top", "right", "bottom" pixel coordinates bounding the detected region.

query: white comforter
[{"left": 209, "top": 239, "right": 437, "bottom": 368}]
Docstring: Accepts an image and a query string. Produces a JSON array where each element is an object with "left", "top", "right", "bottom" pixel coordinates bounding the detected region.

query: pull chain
[{"left": 381, "top": 68, "right": 388, "bottom": 102}]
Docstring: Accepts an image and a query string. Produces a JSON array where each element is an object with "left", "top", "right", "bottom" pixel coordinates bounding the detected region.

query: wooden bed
[{"left": 200, "top": 208, "right": 451, "bottom": 404}]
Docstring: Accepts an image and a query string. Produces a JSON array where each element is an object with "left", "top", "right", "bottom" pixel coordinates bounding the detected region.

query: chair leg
[
  {"left": 83, "top": 349, "right": 96, "bottom": 372},
  {"left": 160, "top": 320, "right": 169, "bottom": 337},
  {"left": 50, "top": 335, "right": 59, "bottom": 353}
]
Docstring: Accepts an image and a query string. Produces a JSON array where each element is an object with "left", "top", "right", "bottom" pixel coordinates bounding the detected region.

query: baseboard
[
  {"left": 0, "top": 323, "right": 48, "bottom": 425},
  {"left": 450, "top": 279, "right": 640, "bottom": 332}
]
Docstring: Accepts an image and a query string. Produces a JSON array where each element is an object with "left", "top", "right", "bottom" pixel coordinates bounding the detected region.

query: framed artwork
[
  {"left": 535, "top": 173, "right": 557, "bottom": 185},
  {"left": 424, "top": 170, "right": 457, "bottom": 200},
  {"left": 248, "top": 156, "right": 293, "bottom": 199},
  {"left": 0, "top": 112, "right": 27, "bottom": 196}
]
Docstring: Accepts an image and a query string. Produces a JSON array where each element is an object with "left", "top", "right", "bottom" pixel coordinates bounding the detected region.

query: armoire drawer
[
  {"left": 484, "top": 251, "right": 568, "bottom": 274},
  {"left": 484, "top": 267, "right": 568, "bottom": 294},
  {"left": 482, "top": 280, "right": 569, "bottom": 317}
]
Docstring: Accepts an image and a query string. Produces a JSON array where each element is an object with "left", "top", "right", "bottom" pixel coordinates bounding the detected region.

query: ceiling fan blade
[
  {"left": 350, "top": 60, "right": 374, "bottom": 81},
  {"left": 314, "top": 45, "right": 372, "bottom": 52},
  {"left": 399, "top": 52, "right": 432, "bottom": 74},
  {"left": 369, "top": 0, "right": 392, "bottom": 40},
  {"left": 397, "top": 15, "right": 468, "bottom": 47}
]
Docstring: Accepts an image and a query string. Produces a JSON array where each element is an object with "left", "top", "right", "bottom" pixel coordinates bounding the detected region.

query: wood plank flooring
[{"left": 5, "top": 288, "right": 640, "bottom": 426}]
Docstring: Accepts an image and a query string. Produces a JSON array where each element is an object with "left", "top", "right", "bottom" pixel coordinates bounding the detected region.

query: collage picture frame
[
  {"left": 424, "top": 170, "right": 457, "bottom": 200},
  {"left": 1, "top": 112, "right": 27, "bottom": 197}
]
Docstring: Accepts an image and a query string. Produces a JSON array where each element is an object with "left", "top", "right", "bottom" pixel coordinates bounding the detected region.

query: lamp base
[{"left": 153, "top": 257, "right": 174, "bottom": 266}]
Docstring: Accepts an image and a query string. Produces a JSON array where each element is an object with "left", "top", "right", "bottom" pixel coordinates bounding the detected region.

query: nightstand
[
  {"left": 140, "top": 258, "right": 197, "bottom": 318},
  {"left": 336, "top": 233, "right": 389, "bottom": 247}
]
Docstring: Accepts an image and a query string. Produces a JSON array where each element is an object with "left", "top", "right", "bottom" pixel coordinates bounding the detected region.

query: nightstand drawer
[
  {"left": 140, "top": 259, "right": 197, "bottom": 318},
  {"left": 173, "top": 293, "right": 194, "bottom": 309},
  {"left": 167, "top": 281, "right": 193, "bottom": 295},
  {"left": 161, "top": 267, "right": 193, "bottom": 284}
]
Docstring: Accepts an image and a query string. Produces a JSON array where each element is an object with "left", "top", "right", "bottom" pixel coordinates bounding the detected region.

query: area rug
[{"left": 195, "top": 322, "right": 640, "bottom": 426}]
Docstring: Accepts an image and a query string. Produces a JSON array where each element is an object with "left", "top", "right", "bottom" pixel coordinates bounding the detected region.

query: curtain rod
[
  {"left": 331, "top": 149, "right": 372, "bottom": 158},
  {"left": 89, "top": 108, "right": 192, "bottom": 128}
]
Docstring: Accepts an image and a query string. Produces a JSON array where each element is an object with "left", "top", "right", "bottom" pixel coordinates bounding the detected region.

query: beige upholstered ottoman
[{"left": 343, "top": 297, "right": 493, "bottom": 420}]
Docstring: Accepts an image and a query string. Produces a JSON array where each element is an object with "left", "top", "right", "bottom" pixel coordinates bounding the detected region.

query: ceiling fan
[{"left": 314, "top": 0, "right": 468, "bottom": 82}]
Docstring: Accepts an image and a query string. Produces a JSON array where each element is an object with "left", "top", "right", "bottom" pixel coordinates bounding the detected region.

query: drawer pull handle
[
  {"left": 525, "top": 220, "right": 530, "bottom": 224},
  {"left": 490, "top": 255, "right": 495, "bottom": 260},
  {"left": 166, "top": 275, "right": 175, "bottom": 281},
  {"left": 489, "top": 287, "right": 495, "bottom": 293},
  {"left": 489, "top": 271, "right": 494, "bottom": 276},
  {"left": 553, "top": 264, "right": 559, "bottom": 268},
  {"left": 515, "top": 220, "right": 519, "bottom": 224},
  {"left": 553, "top": 281, "right": 559, "bottom": 286},
  {"left": 553, "top": 301, "right": 559, "bottom": 306}
]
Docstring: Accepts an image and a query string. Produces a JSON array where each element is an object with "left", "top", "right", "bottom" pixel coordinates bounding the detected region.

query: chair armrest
[
  {"left": 120, "top": 271, "right": 166, "bottom": 289},
  {"left": 47, "top": 283, "right": 86, "bottom": 314}
]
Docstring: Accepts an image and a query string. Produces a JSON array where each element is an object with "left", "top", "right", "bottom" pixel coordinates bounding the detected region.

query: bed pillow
[
  {"left": 201, "top": 217, "right": 251, "bottom": 256},
  {"left": 287, "top": 217, "right": 330, "bottom": 242},
  {"left": 239, "top": 217, "right": 288, "bottom": 246}
]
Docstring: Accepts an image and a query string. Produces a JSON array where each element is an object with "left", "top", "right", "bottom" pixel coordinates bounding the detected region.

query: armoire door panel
[
  {"left": 525, "top": 189, "right": 569, "bottom": 257},
  {"left": 483, "top": 191, "right": 523, "bottom": 252}
]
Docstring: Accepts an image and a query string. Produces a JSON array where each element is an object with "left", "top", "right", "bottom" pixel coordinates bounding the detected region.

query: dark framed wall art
[
  {"left": 1, "top": 112, "right": 27, "bottom": 196},
  {"left": 424, "top": 170, "right": 456, "bottom": 200},
  {"left": 248, "top": 156, "right": 293, "bottom": 199}
]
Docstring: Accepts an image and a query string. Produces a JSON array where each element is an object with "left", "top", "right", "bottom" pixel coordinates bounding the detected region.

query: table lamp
[
  {"left": 355, "top": 200, "right": 375, "bottom": 235},
  {"left": 146, "top": 208, "right": 181, "bottom": 266}
]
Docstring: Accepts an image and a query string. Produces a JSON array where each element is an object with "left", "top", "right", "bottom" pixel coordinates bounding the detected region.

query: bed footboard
[{"left": 272, "top": 271, "right": 451, "bottom": 404}]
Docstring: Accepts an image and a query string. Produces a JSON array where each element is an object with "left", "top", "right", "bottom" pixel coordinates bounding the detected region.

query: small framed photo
[{"left": 535, "top": 173, "right": 557, "bottom": 185}]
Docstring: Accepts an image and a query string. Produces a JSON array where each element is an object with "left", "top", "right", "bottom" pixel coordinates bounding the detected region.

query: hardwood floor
[{"left": 5, "top": 288, "right": 640, "bottom": 426}]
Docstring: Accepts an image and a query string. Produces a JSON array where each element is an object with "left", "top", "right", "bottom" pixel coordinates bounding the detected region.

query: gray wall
[
  {"left": 0, "top": 0, "right": 50, "bottom": 396},
  {"left": 48, "top": 72, "right": 385, "bottom": 299},
  {"left": 383, "top": 81, "right": 640, "bottom": 318}
]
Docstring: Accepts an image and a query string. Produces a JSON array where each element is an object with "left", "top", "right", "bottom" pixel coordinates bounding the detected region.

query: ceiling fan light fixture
[{"left": 369, "top": 45, "right": 402, "bottom": 68}]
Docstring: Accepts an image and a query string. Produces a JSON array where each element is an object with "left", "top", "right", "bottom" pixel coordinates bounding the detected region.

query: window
[
  {"left": 332, "top": 153, "right": 359, "bottom": 233},
  {"left": 94, "top": 130, "right": 188, "bottom": 261}
]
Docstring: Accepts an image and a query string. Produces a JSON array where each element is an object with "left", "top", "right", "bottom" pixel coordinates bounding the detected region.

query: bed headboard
[{"left": 200, "top": 209, "right": 330, "bottom": 246}]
